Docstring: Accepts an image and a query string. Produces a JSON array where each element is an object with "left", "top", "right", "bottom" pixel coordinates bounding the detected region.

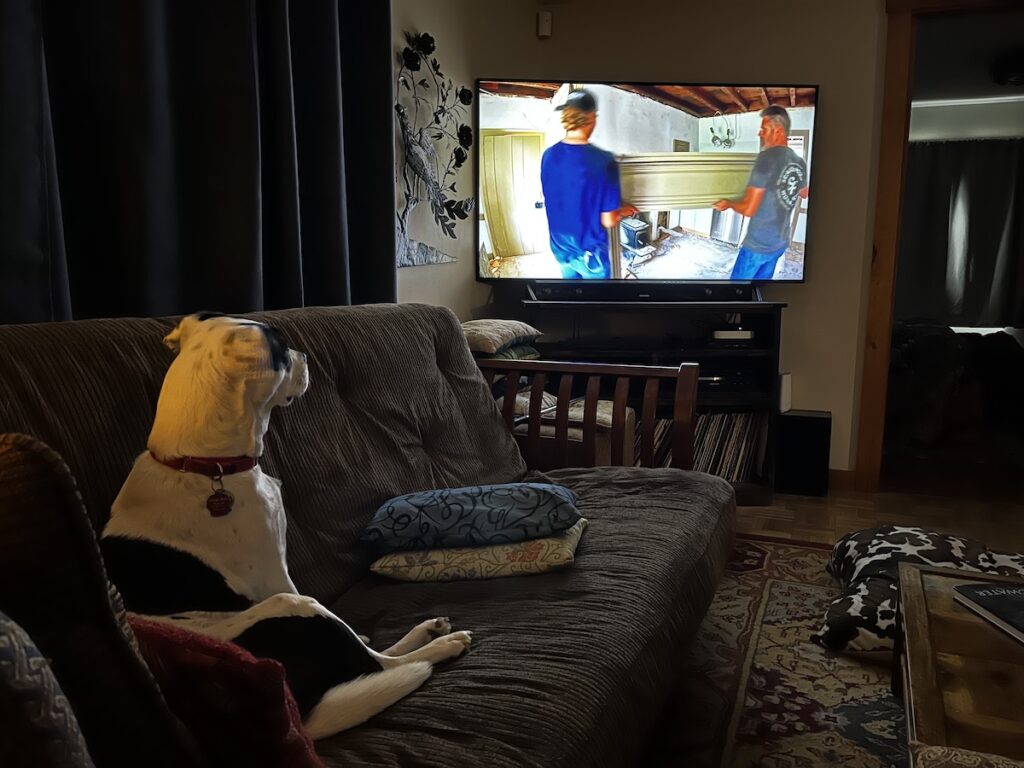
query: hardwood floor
[{"left": 738, "top": 490, "right": 1024, "bottom": 552}]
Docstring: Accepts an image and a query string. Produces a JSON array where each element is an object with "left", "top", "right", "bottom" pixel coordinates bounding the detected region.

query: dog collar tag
[{"left": 206, "top": 490, "right": 235, "bottom": 517}]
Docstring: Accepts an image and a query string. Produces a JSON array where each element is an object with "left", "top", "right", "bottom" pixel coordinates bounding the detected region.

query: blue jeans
[
  {"left": 729, "top": 245, "right": 787, "bottom": 280},
  {"left": 557, "top": 250, "right": 611, "bottom": 280}
]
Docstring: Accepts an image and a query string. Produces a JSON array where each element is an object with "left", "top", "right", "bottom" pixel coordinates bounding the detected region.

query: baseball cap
[{"left": 556, "top": 89, "right": 597, "bottom": 112}]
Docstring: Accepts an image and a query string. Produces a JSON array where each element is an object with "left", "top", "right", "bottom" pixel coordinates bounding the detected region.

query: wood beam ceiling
[
  {"left": 675, "top": 86, "right": 728, "bottom": 114},
  {"left": 479, "top": 82, "right": 558, "bottom": 100},
  {"left": 624, "top": 85, "right": 702, "bottom": 117},
  {"left": 723, "top": 87, "right": 748, "bottom": 111}
]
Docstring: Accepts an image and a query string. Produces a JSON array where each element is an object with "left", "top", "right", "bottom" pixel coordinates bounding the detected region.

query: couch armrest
[
  {"left": 0, "top": 434, "right": 205, "bottom": 768},
  {"left": 476, "top": 359, "right": 698, "bottom": 471}
]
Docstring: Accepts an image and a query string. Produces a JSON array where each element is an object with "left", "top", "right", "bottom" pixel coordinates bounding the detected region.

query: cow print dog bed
[{"left": 812, "top": 526, "right": 1024, "bottom": 655}]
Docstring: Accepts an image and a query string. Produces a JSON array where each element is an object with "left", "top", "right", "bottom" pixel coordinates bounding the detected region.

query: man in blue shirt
[
  {"left": 540, "top": 89, "right": 638, "bottom": 279},
  {"left": 714, "top": 105, "right": 809, "bottom": 281}
]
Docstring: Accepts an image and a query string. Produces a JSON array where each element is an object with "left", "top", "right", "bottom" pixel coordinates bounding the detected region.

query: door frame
[{"left": 854, "top": 0, "right": 1023, "bottom": 491}]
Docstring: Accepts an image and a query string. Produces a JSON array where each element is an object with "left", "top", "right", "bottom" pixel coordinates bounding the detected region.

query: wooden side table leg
[{"left": 891, "top": 599, "right": 904, "bottom": 701}]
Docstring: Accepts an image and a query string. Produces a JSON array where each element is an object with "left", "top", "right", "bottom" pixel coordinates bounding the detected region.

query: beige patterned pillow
[
  {"left": 370, "top": 519, "right": 588, "bottom": 582},
  {"left": 495, "top": 390, "right": 558, "bottom": 416},
  {"left": 910, "top": 742, "right": 1024, "bottom": 768},
  {"left": 462, "top": 319, "right": 542, "bottom": 355}
]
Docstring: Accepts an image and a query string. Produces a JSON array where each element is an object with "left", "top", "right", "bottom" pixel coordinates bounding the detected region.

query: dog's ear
[
  {"left": 163, "top": 313, "right": 207, "bottom": 353},
  {"left": 162, "top": 324, "right": 184, "bottom": 353}
]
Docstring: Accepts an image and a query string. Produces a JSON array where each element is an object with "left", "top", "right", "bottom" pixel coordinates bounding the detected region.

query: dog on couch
[{"left": 100, "top": 313, "right": 471, "bottom": 738}]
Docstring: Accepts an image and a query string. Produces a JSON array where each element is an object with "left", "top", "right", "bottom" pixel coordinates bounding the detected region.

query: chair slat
[
  {"left": 611, "top": 377, "right": 630, "bottom": 466},
  {"left": 501, "top": 372, "right": 519, "bottom": 428},
  {"left": 555, "top": 374, "right": 574, "bottom": 467},
  {"left": 641, "top": 378, "right": 660, "bottom": 467},
  {"left": 527, "top": 373, "right": 547, "bottom": 464},
  {"left": 582, "top": 375, "right": 601, "bottom": 467},
  {"left": 671, "top": 363, "right": 699, "bottom": 470}
]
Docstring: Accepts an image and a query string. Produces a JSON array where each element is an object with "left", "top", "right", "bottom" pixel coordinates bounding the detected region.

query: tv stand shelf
[{"left": 520, "top": 298, "right": 786, "bottom": 506}]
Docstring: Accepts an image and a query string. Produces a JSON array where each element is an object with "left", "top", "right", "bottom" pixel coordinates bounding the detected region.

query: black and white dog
[{"left": 101, "top": 313, "right": 471, "bottom": 738}]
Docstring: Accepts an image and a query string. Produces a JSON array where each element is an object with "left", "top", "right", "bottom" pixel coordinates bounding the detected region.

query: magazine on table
[{"left": 953, "top": 582, "right": 1024, "bottom": 645}]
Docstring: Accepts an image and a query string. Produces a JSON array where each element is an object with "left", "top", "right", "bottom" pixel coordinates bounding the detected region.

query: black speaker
[{"left": 774, "top": 409, "right": 831, "bottom": 496}]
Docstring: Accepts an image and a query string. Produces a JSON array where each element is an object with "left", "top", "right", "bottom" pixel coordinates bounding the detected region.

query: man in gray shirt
[{"left": 714, "top": 105, "right": 808, "bottom": 280}]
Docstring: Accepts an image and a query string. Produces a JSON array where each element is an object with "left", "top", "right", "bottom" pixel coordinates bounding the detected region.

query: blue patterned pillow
[{"left": 361, "top": 483, "right": 581, "bottom": 554}]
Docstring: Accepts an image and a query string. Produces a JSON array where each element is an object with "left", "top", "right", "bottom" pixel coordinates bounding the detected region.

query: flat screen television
[{"left": 475, "top": 80, "right": 817, "bottom": 283}]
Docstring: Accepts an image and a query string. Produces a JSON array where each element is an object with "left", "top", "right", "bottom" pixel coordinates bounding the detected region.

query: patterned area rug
[{"left": 648, "top": 535, "right": 907, "bottom": 767}]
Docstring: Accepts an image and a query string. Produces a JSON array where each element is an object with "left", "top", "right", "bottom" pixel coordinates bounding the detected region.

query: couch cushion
[
  {"left": 0, "top": 305, "right": 527, "bottom": 604},
  {"left": 317, "top": 467, "right": 735, "bottom": 768}
]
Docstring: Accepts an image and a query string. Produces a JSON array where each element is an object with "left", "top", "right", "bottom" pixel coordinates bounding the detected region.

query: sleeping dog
[{"left": 100, "top": 313, "right": 471, "bottom": 738}]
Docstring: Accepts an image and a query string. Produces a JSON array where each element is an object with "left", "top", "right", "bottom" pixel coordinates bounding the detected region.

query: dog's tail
[{"left": 303, "top": 661, "right": 433, "bottom": 739}]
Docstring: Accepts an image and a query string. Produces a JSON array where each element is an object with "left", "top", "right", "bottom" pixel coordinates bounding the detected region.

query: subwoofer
[{"left": 774, "top": 409, "right": 831, "bottom": 496}]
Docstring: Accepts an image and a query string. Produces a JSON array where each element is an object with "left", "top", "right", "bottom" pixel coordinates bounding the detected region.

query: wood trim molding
[
  {"left": 855, "top": 10, "right": 916, "bottom": 493},
  {"left": 829, "top": 470, "right": 860, "bottom": 492}
]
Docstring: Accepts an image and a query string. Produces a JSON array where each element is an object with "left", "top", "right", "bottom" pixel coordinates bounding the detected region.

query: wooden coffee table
[{"left": 896, "top": 563, "right": 1024, "bottom": 761}]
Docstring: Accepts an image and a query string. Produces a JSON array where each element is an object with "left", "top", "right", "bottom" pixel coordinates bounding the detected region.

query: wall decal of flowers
[{"left": 394, "top": 31, "right": 476, "bottom": 268}]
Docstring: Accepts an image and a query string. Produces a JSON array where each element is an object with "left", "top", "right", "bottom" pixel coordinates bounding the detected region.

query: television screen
[{"left": 476, "top": 81, "right": 817, "bottom": 283}]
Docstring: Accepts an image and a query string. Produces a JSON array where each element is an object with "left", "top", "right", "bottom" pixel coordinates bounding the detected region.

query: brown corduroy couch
[{"left": 0, "top": 303, "right": 735, "bottom": 767}]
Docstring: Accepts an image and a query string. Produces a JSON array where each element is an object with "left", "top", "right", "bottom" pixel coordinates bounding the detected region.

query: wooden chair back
[{"left": 475, "top": 359, "right": 699, "bottom": 471}]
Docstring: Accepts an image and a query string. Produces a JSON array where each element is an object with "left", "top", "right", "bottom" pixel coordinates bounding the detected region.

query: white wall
[
  {"left": 393, "top": 0, "right": 887, "bottom": 470},
  {"left": 393, "top": 3, "right": 493, "bottom": 320},
  {"left": 479, "top": 84, "right": 700, "bottom": 154},
  {"left": 478, "top": 91, "right": 558, "bottom": 133},
  {"left": 584, "top": 84, "right": 699, "bottom": 155},
  {"left": 697, "top": 107, "right": 816, "bottom": 155},
  {"left": 909, "top": 98, "right": 1024, "bottom": 142}
]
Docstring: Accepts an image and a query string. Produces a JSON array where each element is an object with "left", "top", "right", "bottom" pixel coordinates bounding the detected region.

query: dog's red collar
[{"left": 150, "top": 452, "right": 258, "bottom": 477}]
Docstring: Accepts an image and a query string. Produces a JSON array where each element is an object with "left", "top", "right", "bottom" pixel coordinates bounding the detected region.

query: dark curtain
[
  {"left": 895, "top": 139, "right": 1024, "bottom": 327},
  {"left": 0, "top": 0, "right": 396, "bottom": 324}
]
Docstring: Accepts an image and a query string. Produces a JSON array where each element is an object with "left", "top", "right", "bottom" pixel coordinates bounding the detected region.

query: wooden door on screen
[{"left": 479, "top": 130, "right": 548, "bottom": 258}]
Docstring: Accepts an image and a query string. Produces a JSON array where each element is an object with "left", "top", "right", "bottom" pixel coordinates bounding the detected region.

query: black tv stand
[{"left": 526, "top": 280, "right": 764, "bottom": 304}]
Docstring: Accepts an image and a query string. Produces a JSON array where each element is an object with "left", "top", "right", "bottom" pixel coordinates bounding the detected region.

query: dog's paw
[
  {"left": 428, "top": 617, "right": 451, "bottom": 636},
  {"left": 443, "top": 630, "right": 472, "bottom": 652},
  {"left": 419, "top": 630, "right": 473, "bottom": 663},
  {"left": 437, "top": 631, "right": 472, "bottom": 660}
]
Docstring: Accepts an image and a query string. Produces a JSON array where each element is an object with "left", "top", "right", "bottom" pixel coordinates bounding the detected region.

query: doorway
[{"left": 877, "top": 9, "right": 1024, "bottom": 499}]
